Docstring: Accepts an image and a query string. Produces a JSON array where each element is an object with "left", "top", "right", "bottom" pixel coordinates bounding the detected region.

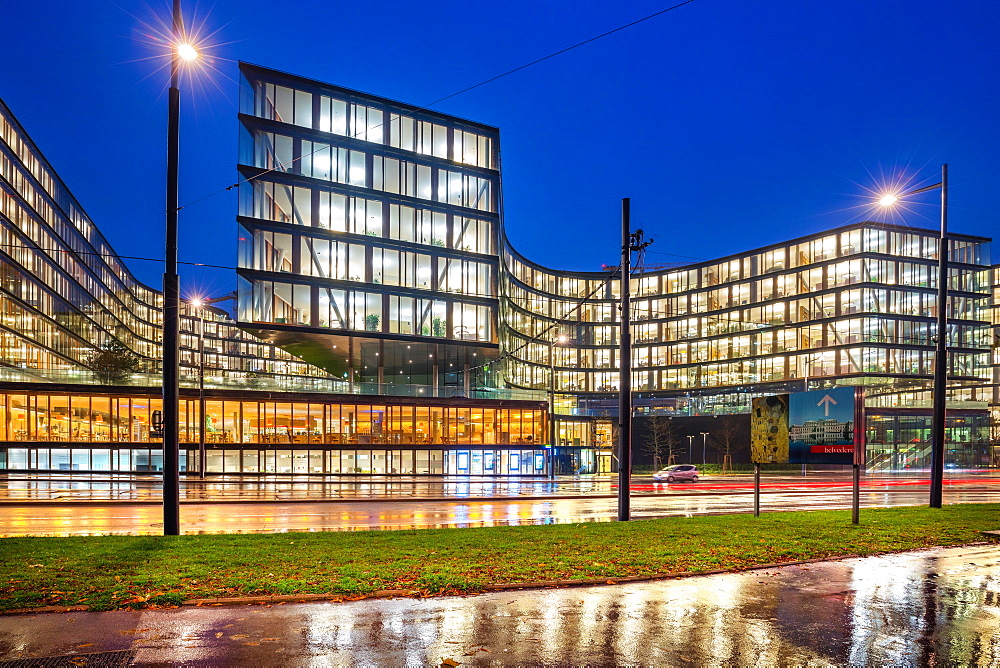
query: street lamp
[
  {"left": 699, "top": 431, "right": 709, "bottom": 468},
  {"left": 801, "top": 353, "right": 823, "bottom": 392},
  {"left": 878, "top": 164, "right": 948, "bottom": 508},
  {"left": 548, "top": 333, "right": 568, "bottom": 480},
  {"left": 163, "top": 0, "right": 199, "bottom": 535},
  {"left": 686, "top": 434, "right": 694, "bottom": 461},
  {"left": 191, "top": 298, "right": 206, "bottom": 480}
]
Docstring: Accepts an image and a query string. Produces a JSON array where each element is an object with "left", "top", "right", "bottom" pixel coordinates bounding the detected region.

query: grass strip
[{"left": 2, "top": 504, "right": 998, "bottom": 612}]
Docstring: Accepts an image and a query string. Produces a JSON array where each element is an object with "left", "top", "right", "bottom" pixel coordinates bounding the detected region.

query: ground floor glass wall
[
  {"left": 865, "top": 412, "right": 993, "bottom": 470},
  {"left": 0, "top": 389, "right": 572, "bottom": 476},
  {"left": 1, "top": 446, "right": 600, "bottom": 477}
]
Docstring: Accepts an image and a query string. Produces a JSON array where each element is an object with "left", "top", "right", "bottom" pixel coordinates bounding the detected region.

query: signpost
[{"left": 751, "top": 387, "right": 865, "bottom": 523}]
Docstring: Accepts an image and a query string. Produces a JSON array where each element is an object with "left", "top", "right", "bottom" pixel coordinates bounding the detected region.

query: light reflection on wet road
[
  {"left": 2, "top": 488, "right": 999, "bottom": 536},
  {"left": 2, "top": 544, "right": 998, "bottom": 665}
]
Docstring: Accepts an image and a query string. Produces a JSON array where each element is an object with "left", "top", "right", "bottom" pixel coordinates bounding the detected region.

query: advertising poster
[
  {"left": 788, "top": 386, "right": 862, "bottom": 465},
  {"left": 750, "top": 394, "right": 790, "bottom": 464}
]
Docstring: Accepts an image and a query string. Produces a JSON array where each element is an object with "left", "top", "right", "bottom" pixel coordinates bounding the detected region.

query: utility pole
[
  {"left": 162, "top": 0, "right": 183, "bottom": 536},
  {"left": 929, "top": 164, "right": 948, "bottom": 508},
  {"left": 618, "top": 198, "right": 653, "bottom": 522}
]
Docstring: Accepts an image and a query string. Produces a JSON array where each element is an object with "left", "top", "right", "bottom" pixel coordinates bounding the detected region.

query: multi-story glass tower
[{"left": 236, "top": 63, "right": 501, "bottom": 389}]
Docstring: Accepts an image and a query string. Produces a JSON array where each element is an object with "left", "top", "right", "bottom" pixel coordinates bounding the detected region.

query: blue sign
[{"left": 788, "top": 386, "right": 863, "bottom": 465}]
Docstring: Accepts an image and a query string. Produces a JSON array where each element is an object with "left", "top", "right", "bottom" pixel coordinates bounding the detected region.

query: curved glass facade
[
  {"left": 500, "top": 227, "right": 993, "bottom": 416},
  {"left": 0, "top": 97, "right": 334, "bottom": 388}
]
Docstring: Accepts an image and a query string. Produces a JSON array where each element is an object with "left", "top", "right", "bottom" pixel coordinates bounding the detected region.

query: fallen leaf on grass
[
  {"left": 215, "top": 632, "right": 223, "bottom": 639},
  {"left": 261, "top": 638, "right": 279, "bottom": 642},
  {"left": 463, "top": 647, "right": 491, "bottom": 655},
  {"left": 230, "top": 634, "right": 249, "bottom": 639},
  {"left": 27, "top": 564, "right": 44, "bottom": 568},
  {"left": 76, "top": 643, "right": 95, "bottom": 648},
  {"left": 440, "top": 659, "right": 460, "bottom": 667},
  {"left": 121, "top": 629, "right": 150, "bottom": 636},
  {"left": 244, "top": 642, "right": 260, "bottom": 646}
]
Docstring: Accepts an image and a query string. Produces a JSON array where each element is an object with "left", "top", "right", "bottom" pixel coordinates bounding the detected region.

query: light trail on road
[{"left": 2, "top": 487, "right": 998, "bottom": 537}]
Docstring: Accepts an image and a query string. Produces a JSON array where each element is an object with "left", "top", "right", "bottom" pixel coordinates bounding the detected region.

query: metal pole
[
  {"left": 754, "top": 463, "right": 760, "bottom": 517},
  {"left": 687, "top": 435, "right": 694, "bottom": 461},
  {"left": 198, "top": 310, "right": 206, "bottom": 479},
  {"left": 162, "top": 0, "right": 182, "bottom": 536},
  {"left": 700, "top": 432, "right": 709, "bottom": 468},
  {"left": 548, "top": 336, "right": 556, "bottom": 481},
  {"left": 851, "top": 463, "right": 860, "bottom": 524},
  {"left": 617, "top": 198, "right": 631, "bottom": 522},
  {"left": 930, "top": 164, "right": 948, "bottom": 509}
]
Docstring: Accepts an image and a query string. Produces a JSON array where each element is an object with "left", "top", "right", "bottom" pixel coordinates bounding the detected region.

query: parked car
[{"left": 653, "top": 464, "right": 700, "bottom": 483}]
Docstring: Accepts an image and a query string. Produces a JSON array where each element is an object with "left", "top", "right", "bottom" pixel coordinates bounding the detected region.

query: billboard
[
  {"left": 750, "top": 394, "right": 790, "bottom": 463},
  {"left": 751, "top": 387, "right": 864, "bottom": 465},
  {"left": 788, "top": 387, "right": 864, "bottom": 465}
]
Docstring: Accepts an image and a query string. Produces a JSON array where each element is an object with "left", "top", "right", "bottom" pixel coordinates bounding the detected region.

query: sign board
[
  {"left": 751, "top": 386, "right": 865, "bottom": 465},
  {"left": 788, "top": 387, "right": 864, "bottom": 465}
]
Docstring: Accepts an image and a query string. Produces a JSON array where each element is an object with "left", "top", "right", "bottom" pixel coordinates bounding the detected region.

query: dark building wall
[{"left": 632, "top": 414, "right": 751, "bottom": 468}]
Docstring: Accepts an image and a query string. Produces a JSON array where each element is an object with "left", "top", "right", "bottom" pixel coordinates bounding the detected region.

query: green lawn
[{"left": 2, "top": 504, "right": 998, "bottom": 612}]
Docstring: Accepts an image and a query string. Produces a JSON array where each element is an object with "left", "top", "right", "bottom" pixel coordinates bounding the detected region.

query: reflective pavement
[
  {"left": 3, "top": 471, "right": 999, "bottom": 503},
  {"left": 2, "top": 543, "right": 998, "bottom": 665},
  {"left": 3, "top": 487, "right": 1000, "bottom": 537}
]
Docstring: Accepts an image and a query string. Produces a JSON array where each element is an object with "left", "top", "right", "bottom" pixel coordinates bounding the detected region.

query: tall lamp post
[
  {"left": 548, "top": 333, "right": 568, "bottom": 480},
  {"left": 699, "top": 431, "right": 709, "bottom": 468},
  {"left": 163, "top": 0, "right": 198, "bottom": 535},
  {"left": 879, "top": 164, "right": 948, "bottom": 508},
  {"left": 686, "top": 435, "right": 694, "bottom": 461}
]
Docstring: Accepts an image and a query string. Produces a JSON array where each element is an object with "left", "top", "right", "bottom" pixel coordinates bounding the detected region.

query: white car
[{"left": 653, "top": 464, "right": 700, "bottom": 483}]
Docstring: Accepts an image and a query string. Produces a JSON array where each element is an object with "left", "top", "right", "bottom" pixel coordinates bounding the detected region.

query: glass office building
[
  {"left": 235, "top": 63, "right": 500, "bottom": 389},
  {"left": 0, "top": 64, "right": 998, "bottom": 476}
]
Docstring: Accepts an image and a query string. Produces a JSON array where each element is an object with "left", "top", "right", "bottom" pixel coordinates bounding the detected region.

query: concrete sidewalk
[{"left": 1, "top": 543, "right": 998, "bottom": 665}]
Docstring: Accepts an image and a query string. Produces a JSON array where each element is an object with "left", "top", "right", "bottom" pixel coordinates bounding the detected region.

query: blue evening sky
[{"left": 2, "top": 0, "right": 998, "bottom": 298}]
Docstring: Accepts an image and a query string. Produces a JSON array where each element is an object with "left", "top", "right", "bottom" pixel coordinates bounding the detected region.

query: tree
[
  {"left": 709, "top": 415, "right": 745, "bottom": 473},
  {"left": 643, "top": 415, "right": 679, "bottom": 470},
  {"left": 86, "top": 340, "right": 141, "bottom": 385}
]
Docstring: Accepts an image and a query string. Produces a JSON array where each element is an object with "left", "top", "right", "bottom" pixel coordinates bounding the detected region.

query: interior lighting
[{"left": 313, "top": 154, "right": 331, "bottom": 172}]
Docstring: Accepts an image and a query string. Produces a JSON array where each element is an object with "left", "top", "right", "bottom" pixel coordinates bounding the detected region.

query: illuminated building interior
[{"left": 0, "top": 63, "right": 998, "bottom": 475}]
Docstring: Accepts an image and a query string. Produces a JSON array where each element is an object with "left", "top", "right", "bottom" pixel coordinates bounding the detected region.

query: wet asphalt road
[
  {"left": 2, "top": 487, "right": 999, "bottom": 536},
  {"left": 2, "top": 543, "right": 999, "bottom": 665}
]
